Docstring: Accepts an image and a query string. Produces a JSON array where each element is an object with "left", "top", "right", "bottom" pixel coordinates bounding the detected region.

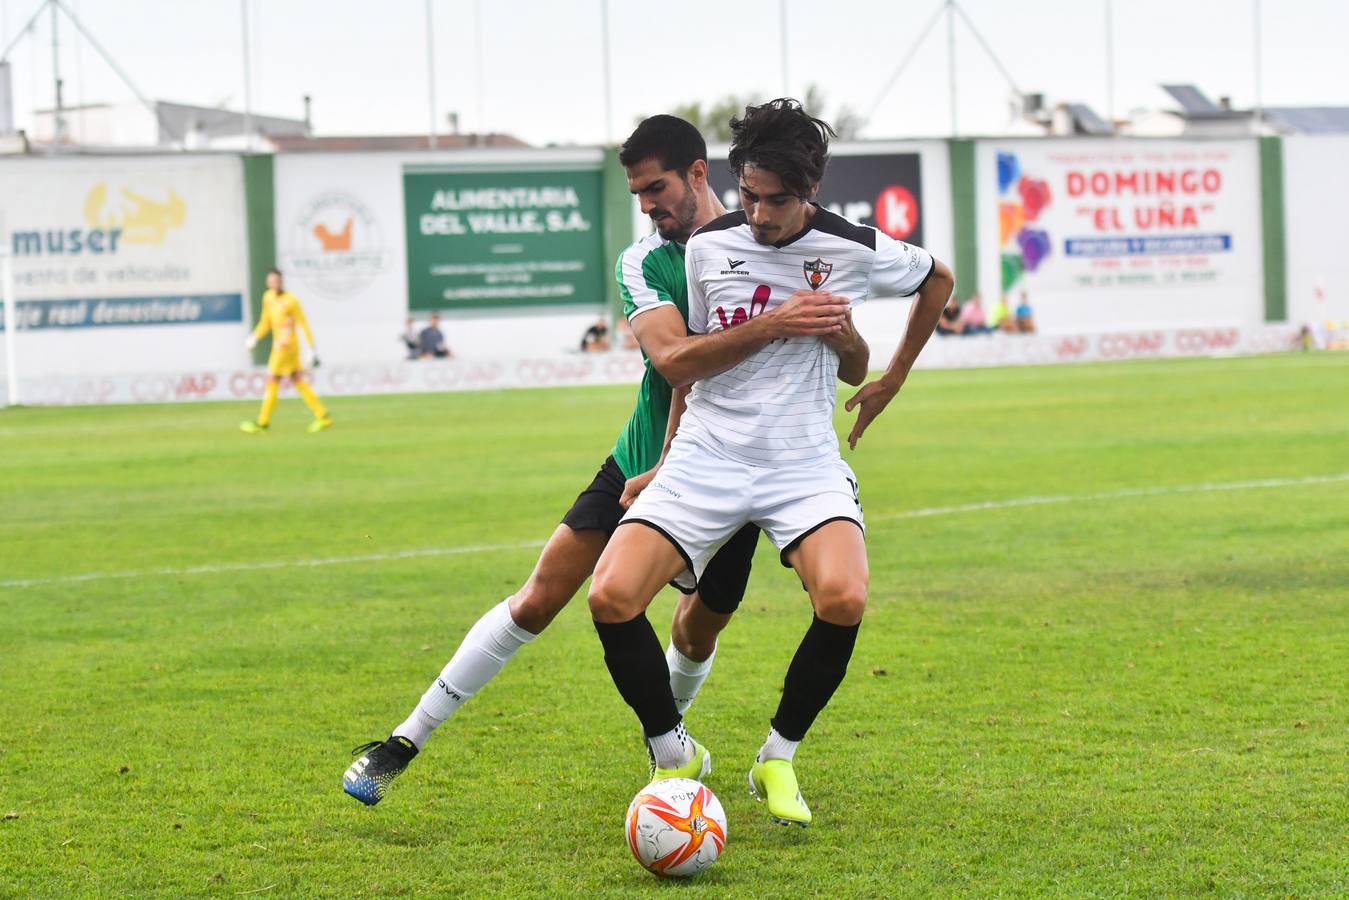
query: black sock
[
  {"left": 594, "top": 613, "right": 681, "bottom": 738},
  {"left": 770, "top": 615, "right": 861, "bottom": 742}
]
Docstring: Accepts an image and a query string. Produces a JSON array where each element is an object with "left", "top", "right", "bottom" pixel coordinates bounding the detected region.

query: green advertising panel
[{"left": 404, "top": 166, "right": 604, "bottom": 312}]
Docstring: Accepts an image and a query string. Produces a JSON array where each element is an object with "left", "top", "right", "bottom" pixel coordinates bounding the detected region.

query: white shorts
[{"left": 621, "top": 435, "right": 865, "bottom": 591}]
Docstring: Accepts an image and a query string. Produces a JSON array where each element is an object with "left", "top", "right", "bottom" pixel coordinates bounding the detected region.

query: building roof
[
  {"left": 1064, "top": 103, "right": 1114, "bottom": 135},
  {"left": 269, "top": 132, "right": 529, "bottom": 152},
  {"left": 1159, "top": 84, "right": 1248, "bottom": 120},
  {"left": 154, "top": 100, "right": 308, "bottom": 140},
  {"left": 1262, "top": 107, "right": 1349, "bottom": 134}
]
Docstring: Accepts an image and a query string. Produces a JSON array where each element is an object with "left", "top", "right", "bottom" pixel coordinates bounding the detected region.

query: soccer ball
[{"left": 625, "top": 777, "right": 727, "bottom": 878}]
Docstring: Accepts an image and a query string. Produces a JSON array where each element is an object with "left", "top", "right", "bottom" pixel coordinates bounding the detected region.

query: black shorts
[{"left": 561, "top": 455, "right": 759, "bottom": 614}]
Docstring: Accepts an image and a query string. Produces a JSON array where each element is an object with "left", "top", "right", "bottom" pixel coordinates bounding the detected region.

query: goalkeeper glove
[
  {"left": 301, "top": 342, "right": 316, "bottom": 368},
  {"left": 245, "top": 335, "right": 258, "bottom": 351}
]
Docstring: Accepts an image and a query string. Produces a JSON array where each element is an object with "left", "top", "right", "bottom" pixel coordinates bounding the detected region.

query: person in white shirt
[{"left": 588, "top": 98, "right": 955, "bottom": 828}]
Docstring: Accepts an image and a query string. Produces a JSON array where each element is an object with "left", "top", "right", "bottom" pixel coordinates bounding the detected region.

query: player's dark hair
[
  {"left": 727, "top": 98, "right": 835, "bottom": 199},
  {"left": 619, "top": 115, "right": 707, "bottom": 178},
  {"left": 267, "top": 267, "right": 282, "bottom": 277}
]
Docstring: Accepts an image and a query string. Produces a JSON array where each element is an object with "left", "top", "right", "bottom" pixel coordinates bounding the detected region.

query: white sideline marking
[
  {"left": 0, "top": 541, "right": 546, "bottom": 590},
  {"left": 869, "top": 472, "right": 1349, "bottom": 523},
  {"left": 3, "top": 473, "right": 1346, "bottom": 590}
]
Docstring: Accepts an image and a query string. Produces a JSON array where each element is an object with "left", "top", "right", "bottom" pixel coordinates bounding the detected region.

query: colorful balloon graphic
[
  {"left": 999, "top": 202, "right": 1025, "bottom": 246},
  {"left": 995, "top": 151, "right": 1052, "bottom": 292},
  {"left": 1018, "top": 177, "right": 1051, "bottom": 222},
  {"left": 997, "top": 152, "right": 1021, "bottom": 196},
  {"left": 1018, "top": 229, "right": 1051, "bottom": 272},
  {"left": 1000, "top": 252, "right": 1023, "bottom": 292}
]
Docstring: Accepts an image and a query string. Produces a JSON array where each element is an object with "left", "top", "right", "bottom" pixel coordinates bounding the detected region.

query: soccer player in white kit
[{"left": 589, "top": 99, "right": 955, "bottom": 827}]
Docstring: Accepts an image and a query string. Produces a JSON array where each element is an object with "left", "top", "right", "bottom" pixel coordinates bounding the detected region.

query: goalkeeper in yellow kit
[{"left": 240, "top": 269, "right": 333, "bottom": 434}]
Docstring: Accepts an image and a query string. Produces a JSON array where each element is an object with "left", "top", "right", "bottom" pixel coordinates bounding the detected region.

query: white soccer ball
[{"left": 625, "top": 777, "right": 727, "bottom": 878}]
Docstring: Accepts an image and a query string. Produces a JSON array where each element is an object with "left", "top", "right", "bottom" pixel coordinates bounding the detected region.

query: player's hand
[
  {"left": 302, "top": 343, "right": 316, "bottom": 368},
  {"left": 822, "top": 308, "right": 862, "bottom": 352},
  {"left": 245, "top": 335, "right": 258, "bottom": 351},
  {"left": 620, "top": 467, "right": 659, "bottom": 509},
  {"left": 763, "top": 291, "right": 849, "bottom": 337},
  {"left": 843, "top": 376, "right": 903, "bottom": 450}
]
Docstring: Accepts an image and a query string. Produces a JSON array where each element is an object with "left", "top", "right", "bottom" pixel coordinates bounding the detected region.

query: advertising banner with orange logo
[{"left": 0, "top": 155, "right": 247, "bottom": 330}]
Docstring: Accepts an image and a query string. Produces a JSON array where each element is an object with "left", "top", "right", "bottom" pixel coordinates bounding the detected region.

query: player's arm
[
  {"left": 843, "top": 245, "right": 954, "bottom": 449},
  {"left": 292, "top": 298, "right": 317, "bottom": 348},
  {"left": 620, "top": 383, "right": 691, "bottom": 509},
  {"left": 634, "top": 270, "right": 848, "bottom": 390},
  {"left": 823, "top": 308, "right": 870, "bottom": 386},
  {"left": 245, "top": 304, "right": 270, "bottom": 350}
]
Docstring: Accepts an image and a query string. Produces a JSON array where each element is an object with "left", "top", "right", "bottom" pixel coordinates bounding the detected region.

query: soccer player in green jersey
[{"left": 343, "top": 115, "right": 865, "bottom": 805}]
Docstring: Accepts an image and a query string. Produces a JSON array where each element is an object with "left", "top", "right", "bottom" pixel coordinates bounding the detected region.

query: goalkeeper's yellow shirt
[{"left": 252, "top": 290, "right": 315, "bottom": 375}]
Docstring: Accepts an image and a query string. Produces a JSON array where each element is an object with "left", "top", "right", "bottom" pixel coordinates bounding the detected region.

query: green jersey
[{"left": 611, "top": 232, "right": 688, "bottom": 478}]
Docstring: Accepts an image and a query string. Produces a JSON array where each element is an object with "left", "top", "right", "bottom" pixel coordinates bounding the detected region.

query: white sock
[
  {"left": 757, "top": 727, "right": 800, "bottom": 763},
  {"left": 647, "top": 721, "right": 694, "bottom": 770},
  {"left": 394, "top": 598, "right": 535, "bottom": 748},
  {"left": 666, "top": 641, "right": 716, "bottom": 715}
]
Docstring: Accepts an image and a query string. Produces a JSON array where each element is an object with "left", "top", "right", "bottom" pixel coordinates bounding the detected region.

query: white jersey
[{"left": 681, "top": 205, "right": 934, "bottom": 467}]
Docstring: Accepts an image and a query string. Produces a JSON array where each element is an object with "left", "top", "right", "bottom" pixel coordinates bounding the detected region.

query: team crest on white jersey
[{"left": 803, "top": 258, "right": 833, "bottom": 289}]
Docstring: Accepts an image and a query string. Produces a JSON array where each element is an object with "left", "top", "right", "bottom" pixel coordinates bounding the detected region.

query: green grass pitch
[{"left": 2, "top": 353, "right": 1346, "bottom": 897}]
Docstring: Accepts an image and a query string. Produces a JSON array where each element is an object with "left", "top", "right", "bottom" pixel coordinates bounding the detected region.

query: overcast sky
[{"left": 2, "top": 0, "right": 1347, "bottom": 145}]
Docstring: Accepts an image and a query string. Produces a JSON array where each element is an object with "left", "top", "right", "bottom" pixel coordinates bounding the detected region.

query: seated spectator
[
  {"left": 989, "top": 295, "right": 1015, "bottom": 334},
  {"left": 1015, "top": 291, "right": 1037, "bottom": 333},
  {"left": 418, "top": 313, "right": 452, "bottom": 359},
  {"left": 616, "top": 315, "right": 639, "bottom": 350},
  {"left": 401, "top": 318, "right": 420, "bottom": 359},
  {"left": 935, "top": 294, "right": 963, "bottom": 335},
  {"left": 580, "top": 317, "right": 611, "bottom": 352},
  {"left": 958, "top": 292, "right": 990, "bottom": 335}
]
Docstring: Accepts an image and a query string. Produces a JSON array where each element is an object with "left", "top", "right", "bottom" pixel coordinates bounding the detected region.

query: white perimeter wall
[
  {"left": 271, "top": 147, "right": 610, "bottom": 364},
  {"left": 1282, "top": 135, "right": 1349, "bottom": 327},
  {"left": 0, "top": 154, "right": 248, "bottom": 378}
]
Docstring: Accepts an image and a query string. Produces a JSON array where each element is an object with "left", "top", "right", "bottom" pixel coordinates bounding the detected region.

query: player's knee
[
  {"left": 588, "top": 575, "right": 640, "bottom": 624},
  {"left": 509, "top": 584, "right": 569, "bottom": 634},
  {"left": 671, "top": 605, "right": 717, "bottom": 661},
  {"left": 810, "top": 574, "right": 868, "bottom": 625}
]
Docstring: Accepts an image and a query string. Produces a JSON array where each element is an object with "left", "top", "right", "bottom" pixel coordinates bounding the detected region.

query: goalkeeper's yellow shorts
[{"left": 268, "top": 348, "right": 301, "bottom": 376}]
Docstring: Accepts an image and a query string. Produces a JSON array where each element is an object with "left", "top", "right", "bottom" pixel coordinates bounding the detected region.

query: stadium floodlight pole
[
  {"left": 50, "top": 0, "right": 63, "bottom": 149},
  {"left": 600, "top": 0, "right": 613, "bottom": 143},
  {"left": 1105, "top": 0, "right": 1115, "bottom": 128},
  {"left": 1252, "top": 0, "right": 1263, "bottom": 132},
  {"left": 425, "top": 0, "right": 438, "bottom": 149},
  {"left": 47, "top": 0, "right": 182, "bottom": 144},
  {"left": 946, "top": 0, "right": 956, "bottom": 136},
  {"left": 474, "top": 0, "right": 485, "bottom": 135},
  {"left": 240, "top": 0, "right": 252, "bottom": 151},
  {"left": 951, "top": 3, "right": 1022, "bottom": 100},
  {"left": 862, "top": 0, "right": 944, "bottom": 122},
  {"left": 2, "top": 246, "right": 17, "bottom": 408},
  {"left": 0, "top": 0, "right": 47, "bottom": 63}
]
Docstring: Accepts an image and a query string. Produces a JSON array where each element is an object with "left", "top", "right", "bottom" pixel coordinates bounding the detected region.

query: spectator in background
[
  {"left": 616, "top": 315, "right": 640, "bottom": 350},
  {"left": 989, "top": 295, "right": 1015, "bottom": 333},
  {"left": 935, "top": 294, "right": 963, "bottom": 335},
  {"left": 418, "top": 313, "right": 452, "bottom": 359},
  {"left": 401, "top": 318, "right": 420, "bottom": 359},
  {"left": 958, "top": 292, "right": 989, "bottom": 335},
  {"left": 1015, "top": 291, "right": 1037, "bottom": 333},
  {"left": 580, "top": 317, "right": 611, "bottom": 352}
]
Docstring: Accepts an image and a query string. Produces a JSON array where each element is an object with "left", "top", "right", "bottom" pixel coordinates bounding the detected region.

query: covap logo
[{"left": 286, "top": 192, "right": 390, "bottom": 298}]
